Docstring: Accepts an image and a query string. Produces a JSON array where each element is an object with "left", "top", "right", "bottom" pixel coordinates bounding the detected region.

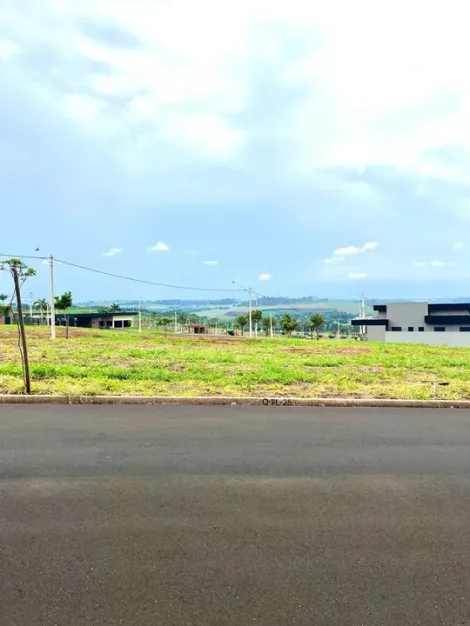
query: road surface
[{"left": 1, "top": 405, "right": 470, "bottom": 625}]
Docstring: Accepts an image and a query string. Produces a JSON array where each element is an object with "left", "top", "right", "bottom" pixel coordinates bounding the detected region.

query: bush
[{"left": 328, "top": 334, "right": 335, "bottom": 339}]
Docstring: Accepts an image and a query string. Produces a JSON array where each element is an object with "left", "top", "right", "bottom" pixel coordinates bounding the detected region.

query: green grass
[{"left": 1, "top": 326, "right": 470, "bottom": 399}]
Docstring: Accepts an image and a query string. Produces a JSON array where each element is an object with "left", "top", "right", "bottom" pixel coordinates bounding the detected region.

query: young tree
[
  {"left": 158, "top": 316, "right": 172, "bottom": 332},
  {"left": 177, "top": 311, "right": 189, "bottom": 325},
  {"left": 0, "top": 293, "right": 8, "bottom": 303},
  {"left": 149, "top": 311, "right": 158, "bottom": 328},
  {"left": 309, "top": 313, "right": 325, "bottom": 340},
  {"left": 54, "top": 291, "right": 73, "bottom": 333},
  {"left": 55, "top": 291, "right": 73, "bottom": 313},
  {"left": 251, "top": 309, "right": 263, "bottom": 337},
  {"left": 208, "top": 317, "right": 219, "bottom": 334},
  {"left": 34, "top": 297, "right": 48, "bottom": 322},
  {"left": 235, "top": 314, "right": 248, "bottom": 336},
  {"left": 262, "top": 315, "right": 274, "bottom": 336},
  {"left": 0, "top": 303, "right": 11, "bottom": 317},
  {"left": 280, "top": 313, "right": 298, "bottom": 337},
  {"left": 109, "top": 303, "right": 121, "bottom": 312},
  {"left": 0, "top": 258, "right": 36, "bottom": 393}
]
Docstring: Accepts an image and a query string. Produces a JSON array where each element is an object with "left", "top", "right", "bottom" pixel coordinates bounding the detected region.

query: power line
[
  {"left": 0, "top": 253, "right": 46, "bottom": 260},
  {"left": 1, "top": 252, "right": 250, "bottom": 293},
  {"left": 53, "top": 258, "right": 244, "bottom": 292}
]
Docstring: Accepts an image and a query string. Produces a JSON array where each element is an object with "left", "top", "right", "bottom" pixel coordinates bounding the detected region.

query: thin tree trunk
[{"left": 12, "top": 266, "right": 31, "bottom": 394}]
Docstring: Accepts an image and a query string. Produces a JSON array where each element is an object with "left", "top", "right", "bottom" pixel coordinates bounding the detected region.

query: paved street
[{"left": 1, "top": 405, "right": 470, "bottom": 625}]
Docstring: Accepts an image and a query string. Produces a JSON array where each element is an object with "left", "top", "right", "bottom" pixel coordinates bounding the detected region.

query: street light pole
[
  {"left": 49, "top": 255, "right": 56, "bottom": 339},
  {"left": 248, "top": 286, "right": 252, "bottom": 338},
  {"left": 233, "top": 281, "right": 253, "bottom": 339}
]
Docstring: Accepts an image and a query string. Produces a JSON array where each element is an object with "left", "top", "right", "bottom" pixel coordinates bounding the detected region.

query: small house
[
  {"left": 56, "top": 312, "right": 137, "bottom": 329},
  {"left": 187, "top": 324, "right": 207, "bottom": 334}
]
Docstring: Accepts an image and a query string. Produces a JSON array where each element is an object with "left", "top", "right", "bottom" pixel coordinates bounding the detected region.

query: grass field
[{"left": 1, "top": 326, "right": 470, "bottom": 399}]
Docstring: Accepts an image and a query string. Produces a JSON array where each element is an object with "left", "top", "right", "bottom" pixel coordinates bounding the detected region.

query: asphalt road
[{"left": 1, "top": 405, "right": 470, "bottom": 625}]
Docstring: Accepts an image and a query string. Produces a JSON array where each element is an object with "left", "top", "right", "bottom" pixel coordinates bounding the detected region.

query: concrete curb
[{"left": 0, "top": 394, "right": 469, "bottom": 408}]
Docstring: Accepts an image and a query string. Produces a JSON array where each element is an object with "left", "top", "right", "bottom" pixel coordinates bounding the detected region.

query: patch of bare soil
[{"left": 333, "top": 346, "right": 372, "bottom": 355}]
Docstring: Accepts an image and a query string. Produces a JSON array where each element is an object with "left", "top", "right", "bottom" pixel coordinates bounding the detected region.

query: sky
[{"left": 2, "top": 0, "right": 470, "bottom": 302}]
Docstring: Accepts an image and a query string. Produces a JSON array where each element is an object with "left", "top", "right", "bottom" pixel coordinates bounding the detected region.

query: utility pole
[
  {"left": 174, "top": 310, "right": 178, "bottom": 334},
  {"left": 29, "top": 292, "right": 34, "bottom": 318},
  {"left": 11, "top": 264, "right": 31, "bottom": 393},
  {"left": 360, "top": 292, "right": 366, "bottom": 336},
  {"left": 248, "top": 286, "right": 253, "bottom": 338},
  {"left": 138, "top": 296, "right": 142, "bottom": 333},
  {"left": 232, "top": 281, "right": 253, "bottom": 339},
  {"left": 49, "top": 255, "right": 56, "bottom": 339}
]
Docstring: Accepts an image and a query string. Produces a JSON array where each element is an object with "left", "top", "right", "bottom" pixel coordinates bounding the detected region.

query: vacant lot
[{"left": 1, "top": 326, "right": 470, "bottom": 398}]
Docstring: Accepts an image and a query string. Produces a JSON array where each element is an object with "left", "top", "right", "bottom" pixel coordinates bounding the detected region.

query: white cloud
[
  {"left": 324, "top": 256, "right": 344, "bottom": 264},
  {"left": 158, "top": 114, "right": 242, "bottom": 159},
  {"left": 202, "top": 260, "right": 219, "bottom": 265},
  {"left": 0, "top": 40, "right": 20, "bottom": 61},
  {"left": 413, "top": 261, "right": 427, "bottom": 268},
  {"left": 283, "top": 3, "right": 470, "bottom": 187},
  {"left": 347, "top": 272, "right": 368, "bottom": 280},
  {"left": 332, "top": 241, "right": 378, "bottom": 257},
  {"left": 148, "top": 241, "right": 169, "bottom": 252},
  {"left": 429, "top": 260, "right": 446, "bottom": 267},
  {"left": 361, "top": 241, "right": 378, "bottom": 251},
  {"left": 334, "top": 245, "right": 361, "bottom": 257},
  {"left": 102, "top": 247, "right": 123, "bottom": 257},
  {"left": 62, "top": 94, "right": 105, "bottom": 123},
  {"left": 259, "top": 273, "right": 272, "bottom": 281},
  {"left": 454, "top": 242, "right": 465, "bottom": 249},
  {"left": 6, "top": 1, "right": 470, "bottom": 184}
]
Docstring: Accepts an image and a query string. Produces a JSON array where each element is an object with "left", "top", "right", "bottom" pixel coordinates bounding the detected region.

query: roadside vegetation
[{"left": 1, "top": 326, "right": 470, "bottom": 399}]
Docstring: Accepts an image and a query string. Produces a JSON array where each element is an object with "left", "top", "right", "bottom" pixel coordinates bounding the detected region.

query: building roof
[
  {"left": 351, "top": 318, "right": 388, "bottom": 326},
  {"left": 372, "top": 302, "right": 470, "bottom": 313},
  {"left": 55, "top": 311, "right": 138, "bottom": 319}
]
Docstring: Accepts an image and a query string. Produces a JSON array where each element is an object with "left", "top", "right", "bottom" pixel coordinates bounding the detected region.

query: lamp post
[{"left": 232, "top": 281, "right": 252, "bottom": 338}]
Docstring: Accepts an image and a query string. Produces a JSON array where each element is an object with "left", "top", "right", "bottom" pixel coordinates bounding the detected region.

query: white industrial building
[{"left": 352, "top": 302, "right": 470, "bottom": 346}]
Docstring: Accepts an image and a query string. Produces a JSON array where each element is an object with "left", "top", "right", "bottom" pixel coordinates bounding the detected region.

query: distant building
[
  {"left": 56, "top": 312, "right": 137, "bottom": 329},
  {"left": 186, "top": 324, "right": 207, "bottom": 334},
  {"left": 352, "top": 302, "right": 470, "bottom": 346}
]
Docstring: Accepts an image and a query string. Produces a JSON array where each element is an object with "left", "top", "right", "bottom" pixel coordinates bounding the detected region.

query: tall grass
[{"left": 1, "top": 326, "right": 470, "bottom": 398}]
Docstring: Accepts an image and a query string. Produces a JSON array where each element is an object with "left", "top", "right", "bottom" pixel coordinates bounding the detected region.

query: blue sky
[{"left": 2, "top": 0, "right": 470, "bottom": 302}]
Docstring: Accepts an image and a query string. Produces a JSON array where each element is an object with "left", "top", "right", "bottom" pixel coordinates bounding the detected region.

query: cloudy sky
[{"left": 2, "top": 0, "right": 470, "bottom": 301}]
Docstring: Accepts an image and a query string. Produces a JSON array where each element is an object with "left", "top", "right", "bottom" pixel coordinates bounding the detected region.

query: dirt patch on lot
[{"left": 332, "top": 346, "right": 372, "bottom": 355}]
